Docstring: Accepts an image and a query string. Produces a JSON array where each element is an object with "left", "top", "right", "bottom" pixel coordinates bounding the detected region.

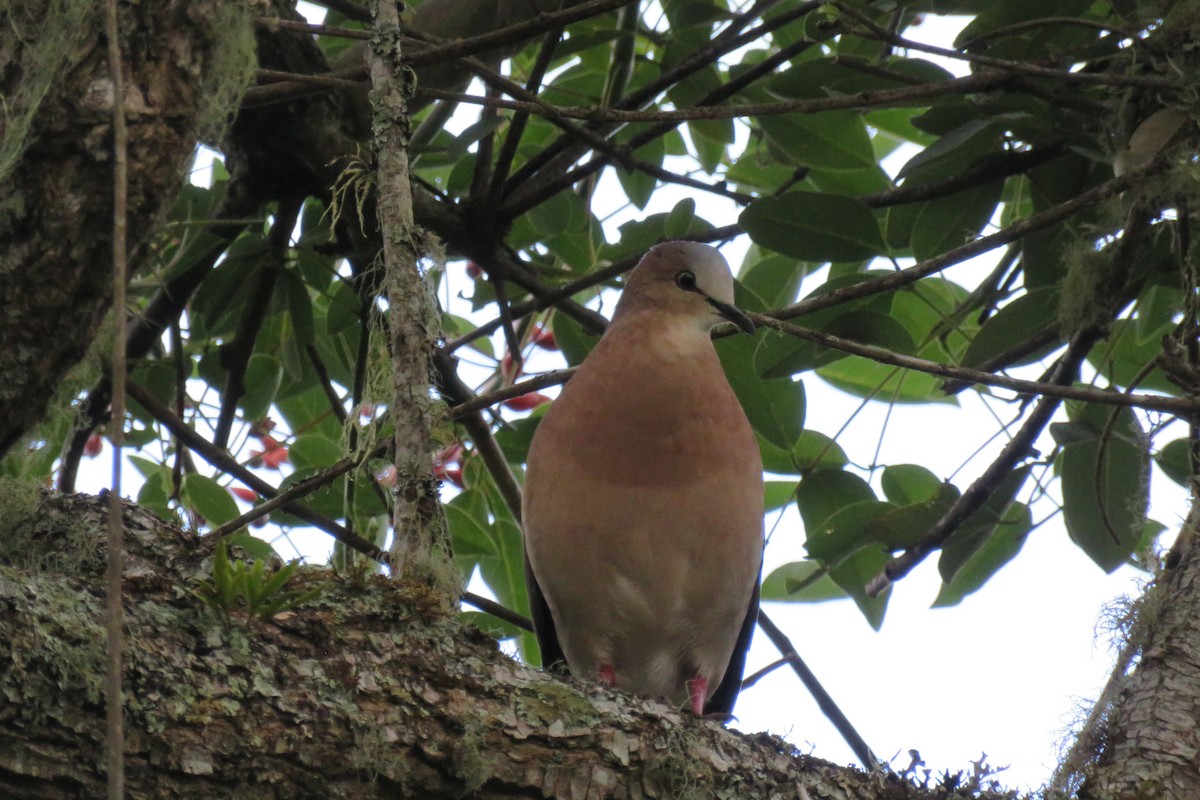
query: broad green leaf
[
  {"left": 182, "top": 474, "right": 240, "bottom": 526},
  {"left": 767, "top": 56, "right": 955, "bottom": 100},
  {"left": 281, "top": 270, "right": 316, "bottom": 347},
  {"left": 961, "top": 286, "right": 1060, "bottom": 370},
  {"left": 792, "top": 429, "right": 849, "bottom": 472},
  {"left": 755, "top": 310, "right": 915, "bottom": 379},
  {"left": 873, "top": 484, "right": 960, "bottom": 550},
  {"left": 761, "top": 560, "right": 845, "bottom": 602},
  {"left": 933, "top": 503, "right": 1032, "bottom": 607},
  {"left": 226, "top": 532, "right": 279, "bottom": 561},
  {"left": 938, "top": 465, "right": 1031, "bottom": 583},
  {"left": 881, "top": 464, "right": 943, "bottom": 505},
  {"left": 764, "top": 480, "right": 799, "bottom": 512},
  {"left": 1156, "top": 438, "right": 1194, "bottom": 488},
  {"left": 817, "top": 356, "right": 954, "bottom": 404},
  {"left": 551, "top": 313, "right": 601, "bottom": 368},
  {"left": 805, "top": 500, "right": 895, "bottom": 562},
  {"left": 602, "top": 211, "right": 716, "bottom": 263},
  {"left": 717, "top": 334, "right": 805, "bottom": 450},
  {"left": 241, "top": 354, "right": 283, "bottom": 421},
  {"left": 829, "top": 545, "right": 892, "bottom": 630},
  {"left": 528, "top": 190, "right": 587, "bottom": 239},
  {"left": 1088, "top": 319, "right": 1177, "bottom": 394},
  {"left": 136, "top": 466, "right": 174, "bottom": 522},
  {"left": 898, "top": 118, "right": 1005, "bottom": 182},
  {"left": 758, "top": 112, "right": 876, "bottom": 171},
  {"left": 796, "top": 468, "right": 876, "bottom": 534},
  {"left": 290, "top": 434, "right": 342, "bottom": 471},
  {"left": 910, "top": 180, "right": 1004, "bottom": 262},
  {"left": 736, "top": 250, "right": 809, "bottom": 312},
  {"left": 740, "top": 192, "right": 886, "bottom": 262},
  {"left": 1060, "top": 403, "right": 1150, "bottom": 572}
]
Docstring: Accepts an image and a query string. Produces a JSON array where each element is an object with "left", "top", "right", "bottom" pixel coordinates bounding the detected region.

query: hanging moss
[{"left": 0, "top": 0, "right": 96, "bottom": 185}]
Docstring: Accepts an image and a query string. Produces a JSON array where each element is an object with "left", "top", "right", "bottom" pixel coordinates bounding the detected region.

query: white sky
[{"left": 73, "top": 5, "right": 1188, "bottom": 792}]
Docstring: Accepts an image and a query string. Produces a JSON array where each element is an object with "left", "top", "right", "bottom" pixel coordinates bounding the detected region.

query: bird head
[{"left": 614, "top": 242, "right": 755, "bottom": 335}]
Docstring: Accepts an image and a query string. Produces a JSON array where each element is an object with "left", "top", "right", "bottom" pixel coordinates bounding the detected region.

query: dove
[{"left": 523, "top": 241, "right": 763, "bottom": 716}]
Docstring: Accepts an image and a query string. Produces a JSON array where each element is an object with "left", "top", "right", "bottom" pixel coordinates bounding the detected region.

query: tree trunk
[
  {"left": 0, "top": 0, "right": 255, "bottom": 457},
  {"left": 1070, "top": 500, "right": 1200, "bottom": 799},
  {"left": 0, "top": 490, "right": 983, "bottom": 800}
]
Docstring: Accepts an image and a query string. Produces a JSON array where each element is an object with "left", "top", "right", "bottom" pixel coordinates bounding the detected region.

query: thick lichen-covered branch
[{"left": 0, "top": 490, "right": 1009, "bottom": 800}]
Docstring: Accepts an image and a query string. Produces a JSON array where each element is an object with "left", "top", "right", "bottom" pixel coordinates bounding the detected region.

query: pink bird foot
[
  {"left": 687, "top": 675, "right": 708, "bottom": 716},
  {"left": 598, "top": 664, "right": 617, "bottom": 686}
]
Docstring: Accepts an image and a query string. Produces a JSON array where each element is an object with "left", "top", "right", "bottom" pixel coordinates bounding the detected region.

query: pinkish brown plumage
[{"left": 523, "top": 241, "right": 763, "bottom": 716}]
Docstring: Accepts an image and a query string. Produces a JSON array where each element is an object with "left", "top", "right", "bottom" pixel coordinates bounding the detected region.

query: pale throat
[{"left": 643, "top": 314, "right": 718, "bottom": 364}]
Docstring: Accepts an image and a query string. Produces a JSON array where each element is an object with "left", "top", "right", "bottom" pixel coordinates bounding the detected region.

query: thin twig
[
  {"left": 419, "top": 69, "right": 1019, "bottom": 124},
  {"left": 772, "top": 158, "right": 1173, "bottom": 322},
  {"left": 865, "top": 332, "right": 1096, "bottom": 597},
  {"left": 254, "top": 17, "right": 372, "bottom": 40},
  {"left": 462, "top": 591, "right": 534, "bottom": 630},
  {"left": 751, "top": 314, "right": 1200, "bottom": 417},
  {"left": 835, "top": 1, "right": 1176, "bottom": 89},
  {"left": 434, "top": 352, "right": 525, "bottom": 521},
  {"left": 206, "top": 448, "right": 383, "bottom": 545},
  {"left": 125, "top": 382, "right": 389, "bottom": 563},
  {"left": 449, "top": 368, "right": 577, "bottom": 419},
  {"left": 867, "top": 207, "right": 1155, "bottom": 594},
  {"left": 446, "top": 224, "right": 743, "bottom": 353},
  {"left": 104, "top": 0, "right": 127, "bottom": 792},
  {"left": 756, "top": 610, "right": 881, "bottom": 769}
]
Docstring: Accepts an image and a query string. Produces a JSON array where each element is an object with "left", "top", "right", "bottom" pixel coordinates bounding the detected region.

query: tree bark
[
  {"left": 1073, "top": 501, "right": 1200, "bottom": 799},
  {"left": 0, "top": 0, "right": 255, "bottom": 458},
  {"left": 0, "top": 490, "right": 998, "bottom": 800}
]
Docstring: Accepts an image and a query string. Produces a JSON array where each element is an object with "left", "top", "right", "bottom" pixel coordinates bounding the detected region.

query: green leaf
[
  {"left": 281, "top": 270, "right": 316, "bottom": 347},
  {"left": 551, "top": 313, "right": 601, "bottom": 368},
  {"left": 767, "top": 56, "right": 955, "bottom": 100},
  {"left": 740, "top": 192, "right": 886, "bottom": 262},
  {"left": 241, "top": 354, "right": 283, "bottom": 421},
  {"left": 791, "top": 430, "right": 849, "bottom": 472},
  {"left": 961, "top": 286, "right": 1061, "bottom": 370},
  {"left": 226, "top": 532, "right": 279, "bottom": 561},
  {"left": 938, "top": 466, "right": 1031, "bottom": 584},
  {"left": 805, "top": 500, "right": 895, "bottom": 562},
  {"left": 910, "top": 181, "right": 1004, "bottom": 262},
  {"left": 136, "top": 466, "right": 175, "bottom": 522},
  {"left": 761, "top": 560, "right": 845, "bottom": 602},
  {"left": 182, "top": 474, "right": 240, "bottom": 527},
  {"left": 1156, "top": 438, "right": 1194, "bottom": 488},
  {"left": 1060, "top": 403, "right": 1150, "bottom": 572},
  {"left": 934, "top": 502, "right": 1032, "bottom": 607},
  {"left": 898, "top": 118, "right": 1005, "bottom": 182},
  {"left": 764, "top": 480, "right": 799, "bottom": 512},
  {"left": 829, "top": 545, "right": 891, "bottom": 630},
  {"left": 527, "top": 189, "right": 586, "bottom": 239},
  {"left": 796, "top": 468, "right": 876, "bottom": 534},
  {"left": 873, "top": 484, "right": 960, "bottom": 550},
  {"left": 735, "top": 249, "right": 810, "bottom": 312},
  {"left": 817, "top": 355, "right": 953, "bottom": 404},
  {"left": 758, "top": 112, "right": 876, "bottom": 171},
  {"left": 717, "top": 334, "right": 805, "bottom": 450},
  {"left": 290, "top": 434, "right": 342, "bottom": 471},
  {"left": 881, "top": 464, "right": 943, "bottom": 505},
  {"left": 755, "top": 310, "right": 915, "bottom": 379}
]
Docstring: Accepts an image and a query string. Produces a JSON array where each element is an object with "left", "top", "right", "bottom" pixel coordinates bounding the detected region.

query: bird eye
[{"left": 675, "top": 271, "right": 697, "bottom": 291}]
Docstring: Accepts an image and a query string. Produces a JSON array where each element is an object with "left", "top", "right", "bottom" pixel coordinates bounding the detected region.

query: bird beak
[{"left": 707, "top": 297, "right": 756, "bottom": 335}]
